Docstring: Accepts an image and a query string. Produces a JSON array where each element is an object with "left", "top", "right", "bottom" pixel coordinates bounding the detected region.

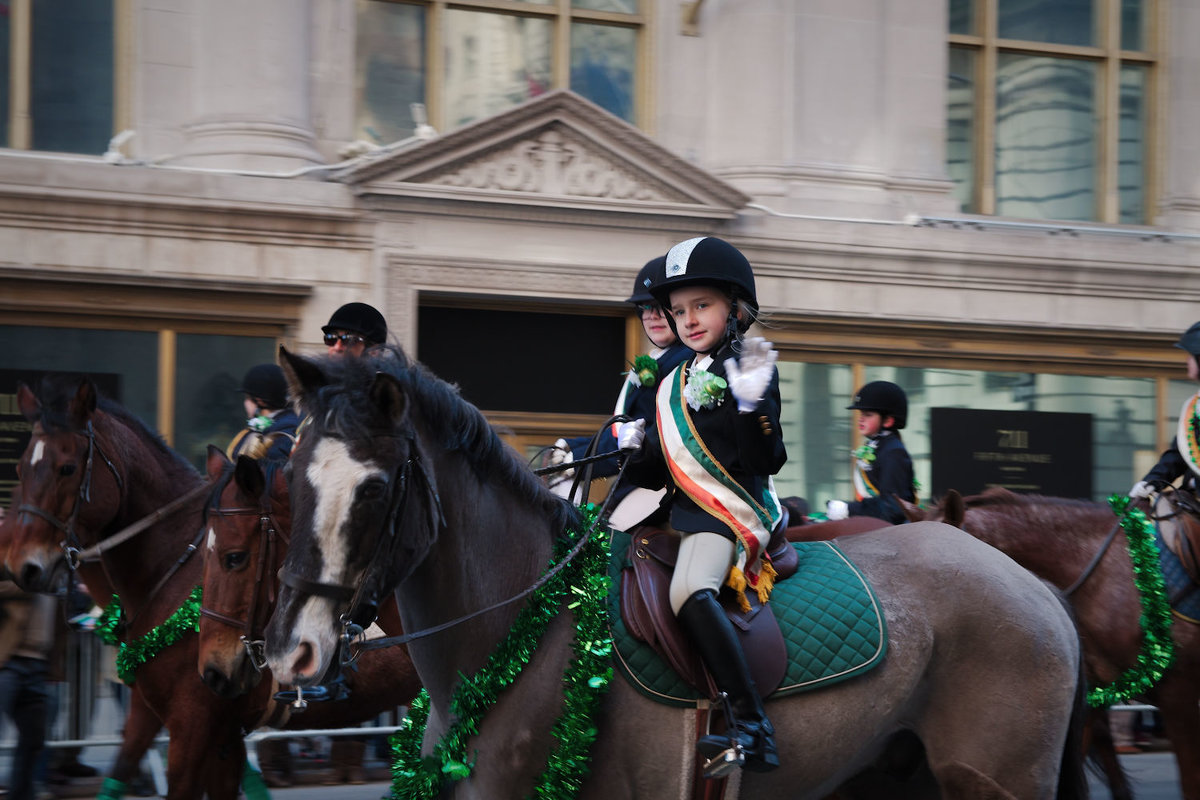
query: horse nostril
[
  {"left": 18, "top": 563, "right": 43, "bottom": 591},
  {"left": 202, "top": 667, "right": 233, "bottom": 698}
]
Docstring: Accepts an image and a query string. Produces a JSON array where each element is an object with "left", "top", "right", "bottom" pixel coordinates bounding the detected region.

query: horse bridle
[
  {"left": 16, "top": 421, "right": 125, "bottom": 568},
  {"left": 277, "top": 433, "right": 445, "bottom": 663},
  {"left": 200, "top": 498, "right": 289, "bottom": 672}
]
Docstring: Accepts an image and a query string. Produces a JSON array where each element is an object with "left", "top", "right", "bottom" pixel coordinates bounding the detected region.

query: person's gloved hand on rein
[
  {"left": 618, "top": 419, "right": 646, "bottom": 453},
  {"left": 826, "top": 500, "right": 849, "bottom": 521},
  {"left": 725, "top": 337, "right": 778, "bottom": 413}
]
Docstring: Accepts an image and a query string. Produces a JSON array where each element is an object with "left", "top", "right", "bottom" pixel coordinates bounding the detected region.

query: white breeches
[{"left": 669, "top": 531, "right": 735, "bottom": 615}]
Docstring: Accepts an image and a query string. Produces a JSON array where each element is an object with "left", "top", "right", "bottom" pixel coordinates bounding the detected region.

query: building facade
[{"left": 2, "top": 0, "right": 1199, "bottom": 507}]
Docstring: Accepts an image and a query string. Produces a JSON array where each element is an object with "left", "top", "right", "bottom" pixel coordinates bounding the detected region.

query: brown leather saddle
[
  {"left": 619, "top": 513, "right": 798, "bottom": 699},
  {"left": 1152, "top": 488, "right": 1200, "bottom": 582}
]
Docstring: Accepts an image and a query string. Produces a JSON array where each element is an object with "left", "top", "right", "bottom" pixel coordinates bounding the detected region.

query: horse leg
[
  {"left": 162, "top": 710, "right": 245, "bottom": 800},
  {"left": 106, "top": 690, "right": 162, "bottom": 792},
  {"left": 1155, "top": 677, "right": 1200, "bottom": 800},
  {"left": 1085, "top": 707, "right": 1135, "bottom": 800}
]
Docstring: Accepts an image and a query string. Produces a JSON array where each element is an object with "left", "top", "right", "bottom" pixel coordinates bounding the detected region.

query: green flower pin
[
  {"left": 684, "top": 368, "right": 727, "bottom": 411},
  {"left": 629, "top": 354, "right": 659, "bottom": 387}
]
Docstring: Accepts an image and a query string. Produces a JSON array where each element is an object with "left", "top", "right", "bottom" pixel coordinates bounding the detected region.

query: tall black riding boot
[{"left": 677, "top": 589, "right": 779, "bottom": 774}]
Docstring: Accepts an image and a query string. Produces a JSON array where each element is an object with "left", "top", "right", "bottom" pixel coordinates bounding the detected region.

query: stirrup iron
[{"left": 698, "top": 692, "right": 745, "bottom": 779}]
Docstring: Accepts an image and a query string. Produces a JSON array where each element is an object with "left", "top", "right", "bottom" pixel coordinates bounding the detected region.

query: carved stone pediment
[{"left": 341, "top": 90, "right": 747, "bottom": 219}]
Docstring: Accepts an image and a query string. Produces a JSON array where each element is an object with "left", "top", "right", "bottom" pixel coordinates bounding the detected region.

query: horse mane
[
  {"left": 34, "top": 374, "right": 200, "bottom": 481},
  {"left": 308, "top": 346, "right": 580, "bottom": 534}
]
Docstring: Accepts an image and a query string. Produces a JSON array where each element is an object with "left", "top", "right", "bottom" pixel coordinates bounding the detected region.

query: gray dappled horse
[{"left": 264, "top": 345, "right": 1088, "bottom": 800}]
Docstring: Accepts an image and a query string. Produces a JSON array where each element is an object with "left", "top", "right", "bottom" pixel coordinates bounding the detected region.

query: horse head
[
  {"left": 901, "top": 490, "right": 966, "bottom": 526},
  {"left": 199, "top": 447, "right": 290, "bottom": 698},
  {"left": 265, "top": 346, "right": 442, "bottom": 686},
  {"left": 8, "top": 377, "right": 118, "bottom": 592}
]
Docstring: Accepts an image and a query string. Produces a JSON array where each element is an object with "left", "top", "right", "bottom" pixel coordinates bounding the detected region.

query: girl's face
[
  {"left": 857, "top": 410, "right": 887, "bottom": 437},
  {"left": 668, "top": 286, "right": 735, "bottom": 354},
  {"left": 1189, "top": 353, "right": 1199, "bottom": 382},
  {"left": 638, "top": 302, "right": 677, "bottom": 349},
  {"left": 243, "top": 397, "right": 259, "bottom": 420}
]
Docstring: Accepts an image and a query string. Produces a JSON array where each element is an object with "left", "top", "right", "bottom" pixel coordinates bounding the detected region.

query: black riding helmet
[
  {"left": 626, "top": 255, "right": 666, "bottom": 305},
  {"left": 322, "top": 302, "right": 388, "bottom": 346},
  {"left": 1175, "top": 322, "right": 1200, "bottom": 357},
  {"left": 650, "top": 237, "right": 758, "bottom": 342},
  {"left": 847, "top": 381, "right": 908, "bottom": 430},
  {"left": 239, "top": 363, "right": 289, "bottom": 410}
]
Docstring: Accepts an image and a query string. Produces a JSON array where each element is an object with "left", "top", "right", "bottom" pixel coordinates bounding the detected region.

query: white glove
[
  {"left": 1129, "top": 480, "right": 1154, "bottom": 500},
  {"left": 548, "top": 439, "right": 574, "bottom": 477},
  {"left": 724, "top": 337, "right": 778, "bottom": 413},
  {"left": 617, "top": 419, "right": 646, "bottom": 453},
  {"left": 826, "top": 500, "right": 850, "bottom": 521}
]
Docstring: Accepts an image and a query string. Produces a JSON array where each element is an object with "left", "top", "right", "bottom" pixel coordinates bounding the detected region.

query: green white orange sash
[
  {"left": 1177, "top": 392, "right": 1200, "bottom": 479},
  {"left": 656, "top": 364, "right": 782, "bottom": 609},
  {"left": 852, "top": 460, "right": 878, "bottom": 503}
]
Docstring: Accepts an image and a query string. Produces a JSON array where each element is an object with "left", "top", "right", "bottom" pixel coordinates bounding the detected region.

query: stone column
[{"left": 178, "top": 0, "right": 323, "bottom": 170}]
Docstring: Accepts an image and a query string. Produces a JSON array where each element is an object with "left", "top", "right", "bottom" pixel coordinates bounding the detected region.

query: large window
[
  {"left": 356, "top": 0, "right": 643, "bottom": 144},
  {"left": 947, "top": 0, "right": 1155, "bottom": 223},
  {"left": 0, "top": 0, "right": 116, "bottom": 153}
]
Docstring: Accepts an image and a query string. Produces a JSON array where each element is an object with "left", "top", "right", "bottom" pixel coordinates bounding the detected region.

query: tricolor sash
[
  {"left": 852, "top": 459, "right": 878, "bottom": 503},
  {"left": 1177, "top": 392, "right": 1200, "bottom": 479},
  {"left": 656, "top": 364, "right": 782, "bottom": 609}
]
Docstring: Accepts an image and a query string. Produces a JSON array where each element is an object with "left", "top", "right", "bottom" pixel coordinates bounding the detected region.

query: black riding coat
[
  {"left": 227, "top": 409, "right": 302, "bottom": 463},
  {"left": 847, "top": 430, "right": 915, "bottom": 524},
  {"left": 624, "top": 342, "right": 787, "bottom": 542},
  {"left": 1142, "top": 437, "right": 1198, "bottom": 492}
]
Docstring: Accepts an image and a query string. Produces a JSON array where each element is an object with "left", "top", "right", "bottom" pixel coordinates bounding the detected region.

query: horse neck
[
  {"left": 89, "top": 412, "right": 206, "bottom": 627},
  {"left": 395, "top": 453, "right": 562, "bottom": 707},
  {"left": 963, "top": 502, "right": 1109, "bottom": 588}
]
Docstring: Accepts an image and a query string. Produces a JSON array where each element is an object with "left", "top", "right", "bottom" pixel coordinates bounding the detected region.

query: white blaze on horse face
[
  {"left": 292, "top": 438, "right": 384, "bottom": 657},
  {"left": 206, "top": 527, "right": 216, "bottom": 552},
  {"left": 29, "top": 439, "right": 45, "bottom": 467}
]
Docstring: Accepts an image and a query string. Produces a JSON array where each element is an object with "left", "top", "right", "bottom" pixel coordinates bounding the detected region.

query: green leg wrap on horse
[
  {"left": 96, "top": 777, "right": 126, "bottom": 800},
  {"left": 242, "top": 761, "right": 273, "bottom": 800}
]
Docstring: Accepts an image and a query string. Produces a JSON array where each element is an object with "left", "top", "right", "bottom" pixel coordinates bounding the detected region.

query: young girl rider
[
  {"left": 547, "top": 256, "right": 691, "bottom": 529},
  {"left": 1131, "top": 321, "right": 1200, "bottom": 499},
  {"left": 618, "top": 236, "right": 785, "bottom": 773},
  {"left": 825, "top": 380, "right": 917, "bottom": 524}
]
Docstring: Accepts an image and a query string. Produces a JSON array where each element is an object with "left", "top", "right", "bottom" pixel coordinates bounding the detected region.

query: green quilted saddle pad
[{"left": 607, "top": 531, "right": 888, "bottom": 708}]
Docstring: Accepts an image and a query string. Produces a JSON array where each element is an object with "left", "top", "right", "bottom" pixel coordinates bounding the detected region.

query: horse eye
[
  {"left": 59, "top": 464, "right": 77, "bottom": 477},
  {"left": 224, "top": 552, "right": 249, "bottom": 571},
  {"left": 359, "top": 480, "right": 387, "bottom": 502}
]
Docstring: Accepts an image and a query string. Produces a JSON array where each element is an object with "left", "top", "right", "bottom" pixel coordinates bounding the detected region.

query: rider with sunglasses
[
  {"left": 322, "top": 302, "right": 388, "bottom": 357},
  {"left": 546, "top": 256, "right": 690, "bottom": 529}
]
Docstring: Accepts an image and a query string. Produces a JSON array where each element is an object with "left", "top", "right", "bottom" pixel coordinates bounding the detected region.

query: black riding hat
[
  {"left": 1175, "top": 321, "right": 1200, "bottom": 357},
  {"left": 322, "top": 302, "right": 388, "bottom": 345},
  {"left": 847, "top": 381, "right": 908, "bottom": 430},
  {"left": 650, "top": 237, "right": 758, "bottom": 333},
  {"left": 239, "top": 363, "right": 289, "bottom": 410},
  {"left": 626, "top": 256, "right": 666, "bottom": 305}
]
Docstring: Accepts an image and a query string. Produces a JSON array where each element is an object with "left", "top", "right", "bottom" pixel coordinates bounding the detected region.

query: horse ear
[
  {"left": 16, "top": 382, "right": 40, "bottom": 423},
  {"left": 278, "top": 346, "right": 327, "bottom": 412},
  {"left": 68, "top": 379, "right": 97, "bottom": 428},
  {"left": 897, "top": 496, "right": 924, "bottom": 523},
  {"left": 369, "top": 372, "right": 407, "bottom": 425},
  {"left": 944, "top": 490, "right": 966, "bottom": 527},
  {"left": 206, "top": 444, "right": 231, "bottom": 482},
  {"left": 234, "top": 455, "right": 266, "bottom": 499}
]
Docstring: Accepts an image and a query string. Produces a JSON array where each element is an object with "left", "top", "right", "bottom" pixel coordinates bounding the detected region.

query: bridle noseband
[
  {"left": 201, "top": 498, "right": 289, "bottom": 672},
  {"left": 16, "top": 421, "right": 124, "bottom": 569}
]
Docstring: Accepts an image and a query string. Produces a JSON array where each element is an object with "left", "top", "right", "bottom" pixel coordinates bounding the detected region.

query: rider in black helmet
[
  {"left": 322, "top": 302, "right": 388, "bottom": 357},
  {"left": 1131, "top": 321, "right": 1200, "bottom": 499},
  {"left": 227, "top": 363, "right": 301, "bottom": 462},
  {"left": 825, "top": 380, "right": 917, "bottom": 525},
  {"left": 618, "top": 236, "right": 785, "bottom": 775}
]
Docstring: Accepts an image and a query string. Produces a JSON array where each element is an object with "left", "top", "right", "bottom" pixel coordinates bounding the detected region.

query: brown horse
[
  {"left": 907, "top": 488, "right": 1200, "bottom": 800},
  {"left": 3, "top": 375, "right": 416, "bottom": 799},
  {"left": 198, "top": 445, "right": 420, "bottom": 716},
  {"left": 263, "top": 345, "right": 1089, "bottom": 799}
]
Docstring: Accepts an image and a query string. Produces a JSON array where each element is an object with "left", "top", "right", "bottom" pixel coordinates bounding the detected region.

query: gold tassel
[
  {"left": 725, "top": 566, "right": 751, "bottom": 613},
  {"left": 755, "top": 559, "right": 777, "bottom": 604}
]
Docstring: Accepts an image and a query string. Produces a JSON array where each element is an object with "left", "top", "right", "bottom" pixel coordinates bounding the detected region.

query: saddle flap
[
  {"left": 1156, "top": 489, "right": 1200, "bottom": 581},
  {"left": 620, "top": 526, "right": 788, "bottom": 699}
]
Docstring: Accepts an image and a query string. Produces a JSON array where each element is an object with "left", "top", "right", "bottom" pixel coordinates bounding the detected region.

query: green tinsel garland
[
  {"left": 95, "top": 586, "right": 204, "bottom": 685},
  {"left": 1086, "top": 496, "right": 1176, "bottom": 707},
  {"left": 389, "top": 504, "right": 613, "bottom": 800}
]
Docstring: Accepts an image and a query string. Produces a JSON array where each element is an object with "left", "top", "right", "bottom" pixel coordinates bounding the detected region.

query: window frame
[
  {"left": 948, "top": 0, "right": 1159, "bottom": 223},
  {"left": 2, "top": 0, "right": 130, "bottom": 152},
  {"left": 360, "top": 0, "right": 648, "bottom": 137}
]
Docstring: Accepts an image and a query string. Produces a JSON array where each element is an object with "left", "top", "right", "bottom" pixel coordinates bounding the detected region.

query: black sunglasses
[
  {"left": 636, "top": 303, "right": 663, "bottom": 315},
  {"left": 323, "top": 332, "right": 367, "bottom": 347}
]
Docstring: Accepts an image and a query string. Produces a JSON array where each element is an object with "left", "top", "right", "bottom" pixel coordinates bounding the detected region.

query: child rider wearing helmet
[
  {"left": 825, "top": 380, "right": 917, "bottom": 525},
  {"left": 617, "top": 236, "right": 785, "bottom": 774}
]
